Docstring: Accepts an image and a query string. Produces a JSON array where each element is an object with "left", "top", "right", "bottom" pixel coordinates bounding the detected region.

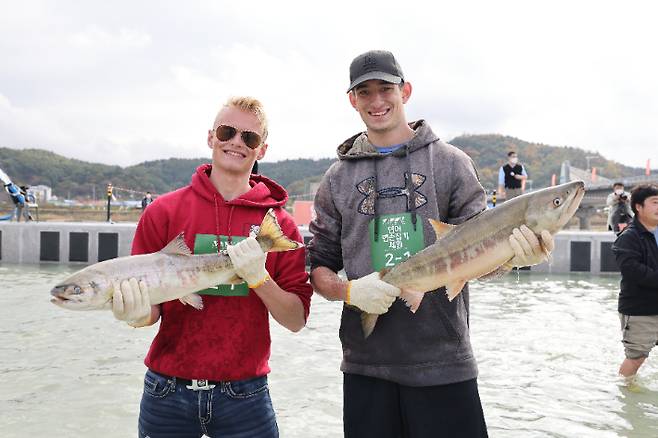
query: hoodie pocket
[{"left": 427, "top": 294, "right": 463, "bottom": 341}]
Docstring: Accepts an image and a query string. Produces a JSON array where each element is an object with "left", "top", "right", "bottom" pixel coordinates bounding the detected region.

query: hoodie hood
[
  {"left": 190, "top": 164, "right": 288, "bottom": 208},
  {"left": 337, "top": 120, "right": 439, "bottom": 160}
]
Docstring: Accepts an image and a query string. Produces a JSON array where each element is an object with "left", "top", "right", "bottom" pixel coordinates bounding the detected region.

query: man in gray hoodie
[{"left": 308, "top": 50, "right": 554, "bottom": 438}]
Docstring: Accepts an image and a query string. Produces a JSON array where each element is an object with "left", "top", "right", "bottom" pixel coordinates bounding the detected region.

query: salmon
[
  {"left": 50, "top": 209, "right": 302, "bottom": 311},
  {"left": 361, "top": 181, "right": 586, "bottom": 337}
]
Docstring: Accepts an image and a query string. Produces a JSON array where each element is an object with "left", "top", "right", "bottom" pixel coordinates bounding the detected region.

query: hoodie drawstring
[
  {"left": 226, "top": 206, "right": 235, "bottom": 244},
  {"left": 214, "top": 195, "right": 235, "bottom": 250},
  {"left": 373, "top": 159, "right": 380, "bottom": 242},
  {"left": 406, "top": 144, "right": 417, "bottom": 231}
]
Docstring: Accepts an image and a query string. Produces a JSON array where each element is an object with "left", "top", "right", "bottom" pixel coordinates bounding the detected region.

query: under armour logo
[
  {"left": 362, "top": 55, "right": 377, "bottom": 72},
  {"left": 356, "top": 173, "right": 427, "bottom": 215}
]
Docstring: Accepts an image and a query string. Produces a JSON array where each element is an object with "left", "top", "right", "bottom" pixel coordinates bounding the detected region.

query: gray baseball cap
[{"left": 347, "top": 50, "right": 404, "bottom": 93}]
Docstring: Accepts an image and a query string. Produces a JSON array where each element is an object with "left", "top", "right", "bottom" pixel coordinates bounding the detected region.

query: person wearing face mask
[
  {"left": 498, "top": 151, "right": 527, "bottom": 200},
  {"left": 607, "top": 182, "right": 634, "bottom": 234}
]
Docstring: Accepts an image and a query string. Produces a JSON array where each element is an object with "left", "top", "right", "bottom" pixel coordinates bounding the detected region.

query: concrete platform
[
  {"left": 0, "top": 222, "right": 621, "bottom": 274},
  {"left": 0, "top": 221, "right": 136, "bottom": 264}
]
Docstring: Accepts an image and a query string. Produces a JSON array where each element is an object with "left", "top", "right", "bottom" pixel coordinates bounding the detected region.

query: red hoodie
[{"left": 132, "top": 164, "right": 312, "bottom": 381}]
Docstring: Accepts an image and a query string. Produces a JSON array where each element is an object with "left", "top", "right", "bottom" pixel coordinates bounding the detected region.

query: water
[{"left": 1, "top": 265, "right": 657, "bottom": 437}]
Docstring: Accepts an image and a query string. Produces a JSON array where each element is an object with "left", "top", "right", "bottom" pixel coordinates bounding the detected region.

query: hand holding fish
[
  {"left": 358, "top": 181, "right": 586, "bottom": 338},
  {"left": 112, "top": 278, "right": 152, "bottom": 327},
  {"left": 508, "top": 225, "right": 555, "bottom": 267},
  {"left": 227, "top": 236, "right": 269, "bottom": 288},
  {"left": 347, "top": 272, "right": 401, "bottom": 314}
]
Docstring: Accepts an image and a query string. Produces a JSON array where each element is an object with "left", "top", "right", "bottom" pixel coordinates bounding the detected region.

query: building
[{"left": 29, "top": 185, "right": 53, "bottom": 203}]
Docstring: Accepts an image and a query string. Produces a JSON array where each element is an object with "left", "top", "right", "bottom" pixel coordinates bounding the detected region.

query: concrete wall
[
  {"left": 531, "top": 231, "right": 618, "bottom": 274},
  {"left": 0, "top": 223, "right": 620, "bottom": 274},
  {"left": 0, "top": 222, "right": 136, "bottom": 264}
]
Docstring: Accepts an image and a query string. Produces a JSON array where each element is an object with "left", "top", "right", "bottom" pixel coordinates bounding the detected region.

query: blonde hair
[{"left": 219, "top": 96, "right": 269, "bottom": 142}]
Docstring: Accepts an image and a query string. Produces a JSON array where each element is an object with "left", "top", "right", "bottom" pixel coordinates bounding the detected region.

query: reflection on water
[{"left": 0, "top": 265, "right": 656, "bottom": 437}]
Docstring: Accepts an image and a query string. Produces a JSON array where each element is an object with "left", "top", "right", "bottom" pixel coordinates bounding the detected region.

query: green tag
[
  {"left": 369, "top": 213, "right": 425, "bottom": 271},
  {"left": 193, "top": 234, "right": 249, "bottom": 296}
]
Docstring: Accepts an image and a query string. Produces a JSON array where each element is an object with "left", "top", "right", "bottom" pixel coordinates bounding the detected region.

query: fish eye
[
  {"left": 73, "top": 286, "right": 82, "bottom": 295},
  {"left": 553, "top": 197, "right": 563, "bottom": 207}
]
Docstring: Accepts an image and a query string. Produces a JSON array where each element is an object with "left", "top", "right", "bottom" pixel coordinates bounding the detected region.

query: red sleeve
[
  {"left": 268, "top": 210, "right": 313, "bottom": 321},
  {"left": 131, "top": 202, "right": 170, "bottom": 256}
]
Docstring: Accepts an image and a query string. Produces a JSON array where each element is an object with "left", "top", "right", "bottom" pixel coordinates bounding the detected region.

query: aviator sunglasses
[{"left": 215, "top": 125, "right": 263, "bottom": 149}]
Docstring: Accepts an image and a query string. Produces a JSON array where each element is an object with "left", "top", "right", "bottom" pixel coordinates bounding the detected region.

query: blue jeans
[{"left": 138, "top": 369, "right": 279, "bottom": 438}]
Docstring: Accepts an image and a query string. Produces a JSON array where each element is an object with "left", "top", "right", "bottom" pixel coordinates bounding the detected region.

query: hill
[
  {"left": 0, "top": 136, "right": 652, "bottom": 201},
  {"left": 450, "top": 134, "right": 649, "bottom": 191}
]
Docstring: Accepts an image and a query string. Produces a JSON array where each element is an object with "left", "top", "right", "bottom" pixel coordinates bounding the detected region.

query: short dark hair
[
  {"left": 630, "top": 184, "right": 658, "bottom": 215},
  {"left": 612, "top": 182, "right": 624, "bottom": 188},
  {"left": 507, "top": 151, "right": 517, "bottom": 157}
]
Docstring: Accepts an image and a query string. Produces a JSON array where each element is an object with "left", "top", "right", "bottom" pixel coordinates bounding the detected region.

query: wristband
[
  {"left": 248, "top": 274, "right": 270, "bottom": 289},
  {"left": 345, "top": 281, "right": 352, "bottom": 304}
]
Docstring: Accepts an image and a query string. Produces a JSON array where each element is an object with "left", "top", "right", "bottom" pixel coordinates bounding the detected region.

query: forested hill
[
  {"left": 0, "top": 135, "right": 651, "bottom": 200},
  {"left": 450, "top": 134, "right": 648, "bottom": 191}
]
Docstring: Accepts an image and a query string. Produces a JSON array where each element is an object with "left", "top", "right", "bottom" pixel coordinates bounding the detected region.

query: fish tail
[
  {"left": 361, "top": 313, "right": 379, "bottom": 338},
  {"left": 256, "top": 209, "right": 303, "bottom": 252}
]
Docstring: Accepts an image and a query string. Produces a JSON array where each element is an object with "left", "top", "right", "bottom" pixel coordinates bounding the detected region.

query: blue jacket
[{"left": 5, "top": 183, "right": 25, "bottom": 205}]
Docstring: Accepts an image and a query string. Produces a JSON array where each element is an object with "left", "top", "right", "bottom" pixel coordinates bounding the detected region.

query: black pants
[{"left": 344, "top": 373, "right": 488, "bottom": 438}]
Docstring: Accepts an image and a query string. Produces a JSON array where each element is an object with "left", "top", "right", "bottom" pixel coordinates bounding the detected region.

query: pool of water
[{"left": 0, "top": 264, "right": 656, "bottom": 437}]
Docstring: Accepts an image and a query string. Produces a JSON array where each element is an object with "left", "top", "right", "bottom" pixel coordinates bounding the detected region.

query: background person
[
  {"left": 4, "top": 182, "right": 26, "bottom": 221},
  {"left": 308, "top": 49, "right": 554, "bottom": 438},
  {"left": 607, "top": 182, "right": 633, "bottom": 234},
  {"left": 19, "top": 185, "right": 33, "bottom": 221},
  {"left": 612, "top": 184, "right": 658, "bottom": 380},
  {"left": 113, "top": 96, "right": 312, "bottom": 437},
  {"left": 141, "top": 191, "right": 153, "bottom": 210},
  {"left": 498, "top": 151, "right": 527, "bottom": 200}
]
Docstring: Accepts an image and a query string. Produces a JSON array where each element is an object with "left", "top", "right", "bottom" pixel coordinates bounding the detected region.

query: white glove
[
  {"left": 347, "top": 272, "right": 401, "bottom": 314},
  {"left": 509, "top": 225, "right": 555, "bottom": 267},
  {"left": 226, "top": 236, "right": 269, "bottom": 288},
  {"left": 112, "top": 278, "right": 151, "bottom": 325}
]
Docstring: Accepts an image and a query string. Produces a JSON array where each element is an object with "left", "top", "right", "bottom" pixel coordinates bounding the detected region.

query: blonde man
[{"left": 113, "top": 97, "right": 312, "bottom": 437}]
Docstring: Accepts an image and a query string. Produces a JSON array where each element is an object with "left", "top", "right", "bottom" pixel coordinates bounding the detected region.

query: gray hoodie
[{"left": 309, "top": 120, "right": 487, "bottom": 386}]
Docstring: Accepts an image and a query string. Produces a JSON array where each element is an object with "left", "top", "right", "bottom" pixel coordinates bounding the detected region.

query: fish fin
[
  {"left": 428, "top": 218, "right": 455, "bottom": 239},
  {"left": 478, "top": 264, "right": 514, "bottom": 281},
  {"left": 445, "top": 280, "right": 467, "bottom": 302},
  {"left": 160, "top": 233, "right": 192, "bottom": 255},
  {"left": 379, "top": 267, "right": 391, "bottom": 277},
  {"left": 400, "top": 289, "right": 425, "bottom": 313},
  {"left": 179, "top": 293, "right": 204, "bottom": 310},
  {"left": 361, "top": 313, "right": 379, "bottom": 338},
  {"left": 256, "top": 209, "right": 303, "bottom": 252}
]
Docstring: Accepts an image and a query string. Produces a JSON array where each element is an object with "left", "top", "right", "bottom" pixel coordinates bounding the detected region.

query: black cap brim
[{"left": 347, "top": 72, "right": 403, "bottom": 93}]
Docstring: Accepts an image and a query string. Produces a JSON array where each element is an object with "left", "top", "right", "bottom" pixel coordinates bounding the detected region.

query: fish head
[
  {"left": 50, "top": 272, "right": 113, "bottom": 310},
  {"left": 524, "top": 181, "right": 585, "bottom": 234}
]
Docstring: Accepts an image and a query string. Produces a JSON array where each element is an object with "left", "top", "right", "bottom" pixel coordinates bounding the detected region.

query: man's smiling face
[
  {"left": 208, "top": 105, "right": 267, "bottom": 176},
  {"left": 349, "top": 79, "right": 411, "bottom": 139}
]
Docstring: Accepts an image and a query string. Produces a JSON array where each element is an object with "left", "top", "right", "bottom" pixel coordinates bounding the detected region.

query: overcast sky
[{"left": 1, "top": 0, "right": 656, "bottom": 170}]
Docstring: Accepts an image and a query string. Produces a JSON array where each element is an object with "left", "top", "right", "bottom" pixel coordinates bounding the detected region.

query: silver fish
[
  {"left": 362, "top": 180, "right": 586, "bottom": 337},
  {"left": 51, "top": 209, "right": 302, "bottom": 311}
]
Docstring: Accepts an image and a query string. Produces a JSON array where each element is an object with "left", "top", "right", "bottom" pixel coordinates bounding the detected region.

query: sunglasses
[{"left": 215, "top": 125, "right": 263, "bottom": 149}]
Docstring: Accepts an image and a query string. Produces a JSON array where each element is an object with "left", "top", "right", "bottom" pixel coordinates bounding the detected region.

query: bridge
[{"left": 560, "top": 161, "right": 658, "bottom": 229}]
